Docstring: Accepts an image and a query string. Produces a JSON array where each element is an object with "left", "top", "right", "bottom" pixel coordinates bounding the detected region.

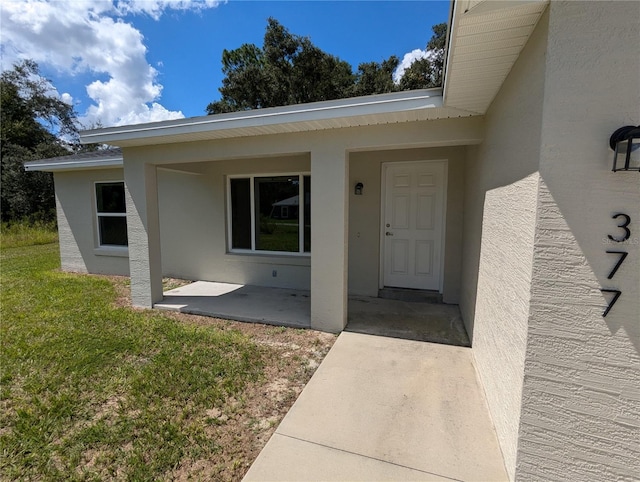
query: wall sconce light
[
  {"left": 354, "top": 182, "right": 364, "bottom": 195},
  {"left": 609, "top": 125, "right": 640, "bottom": 172}
]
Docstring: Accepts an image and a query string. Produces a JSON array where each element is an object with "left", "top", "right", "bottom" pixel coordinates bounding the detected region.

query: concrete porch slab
[
  {"left": 155, "top": 281, "right": 311, "bottom": 328},
  {"left": 156, "top": 282, "right": 469, "bottom": 346},
  {"left": 347, "top": 296, "right": 470, "bottom": 346},
  {"left": 244, "top": 332, "right": 507, "bottom": 481}
]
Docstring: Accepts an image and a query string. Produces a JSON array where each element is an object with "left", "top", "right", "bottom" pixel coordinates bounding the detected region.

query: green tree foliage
[
  {"left": 1, "top": 60, "right": 81, "bottom": 222},
  {"left": 400, "top": 22, "right": 447, "bottom": 90},
  {"left": 351, "top": 56, "right": 400, "bottom": 97},
  {"left": 207, "top": 20, "right": 448, "bottom": 114},
  {"left": 208, "top": 18, "right": 355, "bottom": 113}
]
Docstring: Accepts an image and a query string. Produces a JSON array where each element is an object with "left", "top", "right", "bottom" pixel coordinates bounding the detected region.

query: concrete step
[{"left": 378, "top": 287, "right": 443, "bottom": 303}]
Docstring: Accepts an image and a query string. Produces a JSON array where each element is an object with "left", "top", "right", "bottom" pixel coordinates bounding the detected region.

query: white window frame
[
  {"left": 227, "top": 172, "right": 310, "bottom": 256},
  {"left": 94, "top": 180, "right": 128, "bottom": 249}
]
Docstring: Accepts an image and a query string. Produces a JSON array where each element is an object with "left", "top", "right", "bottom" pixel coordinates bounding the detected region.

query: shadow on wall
[
  {"left": 460, "top": 146, "right": 540, "bottom": 343},
  {"left": 536, "top": 150, "right": 640, "bottom": 356},
  {"left": 461, "top": 143, "right": 639, "bottom": 356}
]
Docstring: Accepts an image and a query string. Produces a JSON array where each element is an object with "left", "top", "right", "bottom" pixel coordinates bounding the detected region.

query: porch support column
[
  {"left": 310, "top": 144, "right": 348, "bottom": 333},
  {"left": 124, "top": 161, "right": 163, "bottom": 308}
]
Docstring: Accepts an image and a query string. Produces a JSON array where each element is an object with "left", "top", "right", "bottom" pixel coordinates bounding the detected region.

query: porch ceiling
[{"left": 444, "top": 0, "right": 549, "bottom": 114}]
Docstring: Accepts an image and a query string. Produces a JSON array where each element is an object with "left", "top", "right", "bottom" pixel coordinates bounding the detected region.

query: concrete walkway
[{"left": 243, "top": 332, "right": 507, "bottom": 481}]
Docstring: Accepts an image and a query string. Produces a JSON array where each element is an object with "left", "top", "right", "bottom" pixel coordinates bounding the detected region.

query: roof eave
[
  {"left": 443, "top": 0, "right": 549, "bottom": 114},
  {"left": 442, "top": 0, "right": 459, "bottom": 107},
  {"left": 24, "top": 157, "right": 124, "bottom": 172},
  {"left": 79, "top": 88, "right": 447, "bottom": 146}
]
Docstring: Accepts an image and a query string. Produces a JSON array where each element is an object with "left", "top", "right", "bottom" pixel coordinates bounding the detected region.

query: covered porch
[
  {"left": 155, "top": 281, "right": 470, "bottom": 347},
  {"left": 79, "top": 89, "right": 483, "bottom": 335}
]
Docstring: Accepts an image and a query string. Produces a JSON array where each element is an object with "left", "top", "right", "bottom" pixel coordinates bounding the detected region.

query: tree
[
  {"left": 426, "top": 22, "right": 447, "bottom": 84},
  {"left": 399, "top": 23, "right": 447, "bottom": 90},
  {"left": 207, "top": 18, "right": 354, "bottom": 114},
  {"left": 207, "top": 20, "right": 448, "bottom": 114},
  {"left": 1, "top": 60, "right": 81, "bottom": 222},
  {"left": 351, "top": 56, "right": 400, "bottom": 97}
]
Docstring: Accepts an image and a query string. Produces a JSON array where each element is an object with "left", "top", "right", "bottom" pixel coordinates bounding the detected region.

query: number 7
[
  {"left": 601, "top": 289, "right": 621, "bottom": 317},
  {"left": 606, "top": 251, "right": 628, "bottom": 279}
]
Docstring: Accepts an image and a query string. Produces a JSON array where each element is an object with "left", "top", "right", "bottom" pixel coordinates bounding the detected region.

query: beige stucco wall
[
  {"left": 52, "top": 157, "right": 312, "bottom": 289},
  {"left": 157, "top": 155, "right": 311, "bottom": 290},
  {"left": 516, "top": 2, "right": 640, "bottom": 480},
  {"left": 52, "top": 117, "right": 482, "bottom": 332},
  {"left": 348, "top": 147, "right": 465, "bottom": 302},
  {"left": 460, "top": 9, "right": 548, "bottom": 479},
  {"left": 155, "top": 141, "right": 468, "bottom": 298},
  {"left": 54, "top": 169, "right": 130, "bottom": 276},
  {"left": 123, "top": 117, "right": 483, "bottom": 331}
]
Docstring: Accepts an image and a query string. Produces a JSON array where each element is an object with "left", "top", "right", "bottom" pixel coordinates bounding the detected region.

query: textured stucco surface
[
  {"left": 310, "top": 144, "right": 349, "bottom": 332},
  {"left": 54, "top": 169, "right": 129, "bottom": 276},
  {"left": 516, "top": 2, "right": 640, "bottom": 480},
  {"left": 460, "top": 9, "right": 548, "bottom": 479},
  {"left": 348, "top": 146, "right": 465, "bottom": 302},
  {"left": 124, "top": 161, "right": 163, "bottom": 307},
  {"left": 157, "top": 155, "right": 312, "bottom": 290}
]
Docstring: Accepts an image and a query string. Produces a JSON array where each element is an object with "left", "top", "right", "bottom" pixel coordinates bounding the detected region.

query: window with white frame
[
  {"left": 95, "top": 181, "right": 128, "bottom": 247},
  {"left": 228, "top": 174, "right": 310, "bottom": 254}
]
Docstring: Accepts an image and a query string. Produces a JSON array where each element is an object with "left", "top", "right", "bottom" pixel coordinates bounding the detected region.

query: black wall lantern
[
  {"left": 609, "top": 125, "right": 640, "bottom": 172},
  {"left": 354, "top": 182, "right": 364, "bottom": 195}
]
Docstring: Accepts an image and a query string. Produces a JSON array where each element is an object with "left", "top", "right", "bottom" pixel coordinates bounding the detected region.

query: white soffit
[
  {"left": 79, "top": 89, "right": 475, "bottom": 147},
  {"left": 444, "top": 0, "right": 549, "bottom": 114}
]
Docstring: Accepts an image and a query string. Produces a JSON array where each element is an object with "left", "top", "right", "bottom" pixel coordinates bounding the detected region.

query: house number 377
[{"left": 601, "top": 213, "right": 631, "bottom": 317}]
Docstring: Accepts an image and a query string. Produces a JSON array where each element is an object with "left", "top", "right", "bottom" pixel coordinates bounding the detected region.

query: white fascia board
[
  {"left": 442, "top": 0, "right": 460, "bottom": 104},
  {"left": 80, "top": 89, "right": 444, "bottom": 146},
  {"left": 24, "top": 156, "right": 123, "bottom": 172}
]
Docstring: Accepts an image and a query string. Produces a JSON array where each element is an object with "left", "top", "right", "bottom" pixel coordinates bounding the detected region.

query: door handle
[{"left": 385, "top": 232, "right": 394, "bottom": 236}]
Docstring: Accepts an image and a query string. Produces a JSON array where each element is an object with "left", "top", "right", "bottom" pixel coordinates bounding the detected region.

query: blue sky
[{"left": 1, "top": 0, "right": 449, "bottom": 127}]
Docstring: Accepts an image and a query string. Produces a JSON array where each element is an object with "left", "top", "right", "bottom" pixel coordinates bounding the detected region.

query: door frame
[{"left": 378, "top": 159, "right": 448, "bottom": 292}]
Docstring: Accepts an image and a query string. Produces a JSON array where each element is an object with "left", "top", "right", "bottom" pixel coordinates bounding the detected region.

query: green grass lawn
[
  {"left": 1, "top": 220, "right": 59, "bottom": 248},
  {"left": 257, "top": 219, "right": 300, "bottom": 252},
  {"left": 0, "top": 228, "right": 269, "bottom": 480}
]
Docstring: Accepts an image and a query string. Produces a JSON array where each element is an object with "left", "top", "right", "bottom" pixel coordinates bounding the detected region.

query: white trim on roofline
[
  {"left": 442, "top": 0, "right": 458, "bottom": 104},
  {"left": 80, "top": 88, "right": 445, "bottom": 145},
  {"left": 24, "top": 156, "right": 123, "bottom": 172}
]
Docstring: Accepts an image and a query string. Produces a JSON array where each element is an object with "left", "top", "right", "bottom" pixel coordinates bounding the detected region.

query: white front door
[{"left": 382, "top": 161, "right": 446, "bottom": 291}]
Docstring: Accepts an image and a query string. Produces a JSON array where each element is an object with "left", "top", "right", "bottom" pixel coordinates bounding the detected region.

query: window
[
  {"left": 95, "top": 181, "right": 128, "bottom": 247},
  {"left": 228, "top": 174, "right": 310, "bottom": 254}
]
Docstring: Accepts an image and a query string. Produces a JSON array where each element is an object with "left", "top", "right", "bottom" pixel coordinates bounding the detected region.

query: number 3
[{"left": 607, "top": 213, "right": 631, "bottom": 242}]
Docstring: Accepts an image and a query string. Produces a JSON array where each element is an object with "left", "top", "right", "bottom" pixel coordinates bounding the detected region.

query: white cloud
[
  {"left": 0, "top": 0, "right": 221, "bottom": 127},
  {"left": 60, "top": 93, "right": 74, "bottom": 105},
  {"left": 113, "top": 0, "right": 223, "bottom": 20},
  {"left": 393, "top": 48, "right": 436, "bottom": 84}
]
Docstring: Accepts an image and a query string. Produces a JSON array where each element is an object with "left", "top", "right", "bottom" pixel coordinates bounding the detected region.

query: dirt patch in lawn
[
  {"left": 106, "top": 276, "right": 336, "bottom": 481},
  {"left": 169, "top": 315, "right": 335, "bottom": 481}
]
